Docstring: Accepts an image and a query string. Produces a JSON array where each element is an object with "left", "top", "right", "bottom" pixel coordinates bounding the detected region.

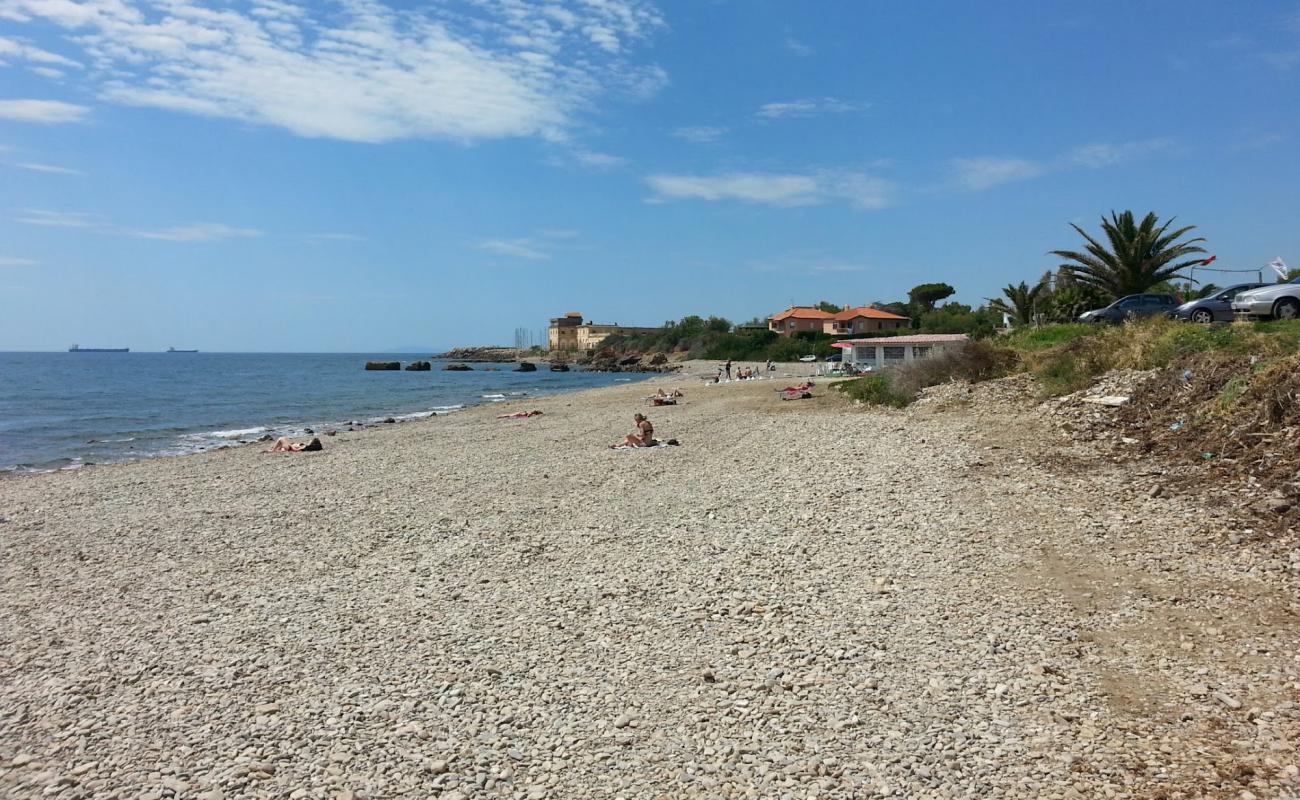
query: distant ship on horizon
[
  {"left": 167, "top": 347, "right": 199, "bottom": 353},
  {"left": 69, "top": 344, "right": 129, "bottom": 353}
]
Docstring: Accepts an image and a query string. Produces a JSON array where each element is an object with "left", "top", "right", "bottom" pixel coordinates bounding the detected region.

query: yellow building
[{"left": 548, "top": 312, "right": 661, "bottom": 352}]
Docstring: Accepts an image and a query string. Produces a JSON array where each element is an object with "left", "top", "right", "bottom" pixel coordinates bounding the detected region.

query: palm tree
[
  {"left": 988, "top": 280, "right": 1047, "bottom": 326},
  {"left": 1051, "top": 211, "right": 1207, "bottom": 299}
]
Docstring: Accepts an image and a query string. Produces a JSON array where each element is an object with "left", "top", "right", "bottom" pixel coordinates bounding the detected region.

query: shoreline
[{"left": 0, "top": 360, "right": 821, "bottom": 480}]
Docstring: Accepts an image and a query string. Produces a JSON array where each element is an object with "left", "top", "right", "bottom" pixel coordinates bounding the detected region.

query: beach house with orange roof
[
  {"left": 768, "top": 305, "right": 910, "bottom": 336},
  {"left": 824, "top": 306, "right": 910, "bottom": 335},
  {"left": 768, "top": 306, "right": 834, "bottom": 335}
]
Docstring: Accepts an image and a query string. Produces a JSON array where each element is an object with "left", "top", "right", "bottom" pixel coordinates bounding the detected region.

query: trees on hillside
[{"left": 1051, "top": 211, "right": 1207, "bottom": 299}]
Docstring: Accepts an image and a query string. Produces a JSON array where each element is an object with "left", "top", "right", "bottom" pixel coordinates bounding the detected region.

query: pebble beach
[{"left": 2, "top": 369, "right": 1297, "bottom": 799}]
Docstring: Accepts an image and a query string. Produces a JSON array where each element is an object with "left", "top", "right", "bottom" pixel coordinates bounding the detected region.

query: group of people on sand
[{"left": 712, "top": 360, "right": 773, "bottom": 383}]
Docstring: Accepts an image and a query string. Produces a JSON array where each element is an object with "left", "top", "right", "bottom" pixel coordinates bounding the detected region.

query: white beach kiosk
[{"left": 840, "top": 333, "right": 970, "bottom": 370}]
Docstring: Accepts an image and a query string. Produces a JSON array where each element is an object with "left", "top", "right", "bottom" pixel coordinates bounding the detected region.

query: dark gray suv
[{"left": 1078, "top": 293, "right": 1177, "bottom": 324}]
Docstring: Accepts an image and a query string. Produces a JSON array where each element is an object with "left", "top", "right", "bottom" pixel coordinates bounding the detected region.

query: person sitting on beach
[
  {"left": 265, "top": 436, "right": 322, "bottom": 453},
  {"left": 498, "top": 410, "right": 543, "bottom": 419},
  {"left": 613, "top": 413, "right": 655, "bottom": 448}
]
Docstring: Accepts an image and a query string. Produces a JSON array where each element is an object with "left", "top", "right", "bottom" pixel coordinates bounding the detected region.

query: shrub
[
  {"left": 836, "top": 341, "right": 1018, "bottom": 407},
  {"left": 837, "top": 375, "right": 912, "bottom": 408}
]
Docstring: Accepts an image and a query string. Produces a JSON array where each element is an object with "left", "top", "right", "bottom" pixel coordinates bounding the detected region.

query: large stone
[{"left": 365, "top": 361, "right": 401, "bottom": 371}]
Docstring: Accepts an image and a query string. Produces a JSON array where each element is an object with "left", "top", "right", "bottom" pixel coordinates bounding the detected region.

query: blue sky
[{"left": 1, "top": 0, "right": 1298, "bottom": 351}]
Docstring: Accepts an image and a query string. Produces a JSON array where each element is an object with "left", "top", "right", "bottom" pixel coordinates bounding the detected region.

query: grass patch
[
  {"left": 1218, "top": 376, "right": 1247, "bottom": 409},
  {"left": 837, "top": 375, "right": 912, "bottom": 408}
]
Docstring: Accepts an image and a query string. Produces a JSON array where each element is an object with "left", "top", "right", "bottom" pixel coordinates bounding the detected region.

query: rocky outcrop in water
[
  {"left": 432, "top": 347, "right": 521, "bottom": 363},
  {"left": 404, "top": 361, "right": 431, "bottom": 371},
  {"left": 443, "top": 363, "right": 473, "bottom": 371},
  {"left": 365, "top": 361, "right": 401, "bottom": 371}
]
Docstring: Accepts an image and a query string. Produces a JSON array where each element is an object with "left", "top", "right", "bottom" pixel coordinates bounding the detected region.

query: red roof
[
  {"left": 833, "top": 306, "right": 910, "bottom": 321},
  {"left": 769, "top": 306, "right": 835, "bottom": 321}
]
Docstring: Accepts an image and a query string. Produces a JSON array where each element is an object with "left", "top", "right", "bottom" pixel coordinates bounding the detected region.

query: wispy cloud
[
  {"left": 0, "top": 35, "right": 81, "bottom": 69},
  {"left": 477, "top": 238, "right": 551, "bottom": 260},
  {"left": 305, "top": 232, "right": 366, "bottom": 243},
  {"left": 0, "top": 256, "right": 38, "bottom": 267},
  {"left": 0, "top": 99, "right": 90, "bottom": 123},
  {"left": 128, "top": 223, "right": 262, "bottom": 242},
  {"left": 539, "top": 228, "right": 579, "bottom": 239},
  {"left": 14, "top": 162, "right": 84, "bottom": 175},
  {"left": 14, "top": 209, "right": 261, "bottom": 241},
  {"left": 13, "top": 209, "right": 104, "bottom": 228},
  {"left": 783, "top": 37, "right": 814, "bottom": 56},
  {"left": 573, "top": 150, "right": 628, "bottom": 169},
  {"left": 670, "top": 125, "right": 726, "bottom": 143},
  {"left": 750, "top": 258, "right": 870, "bottom": 276},
  {"left": 1262, "top": 51, "right": 1300, "bottom": 70},
  {"left": 951, "top": 158, "right": 1044, "bottom": 191},
  {"left": 757, "top": 97, "right": 865, "bottom": 119},
  {"left": 645, "top": 170, "right": 892, "bottom": 210},
  {"left": 951, "top": 138, "right": 1176, "bottom": 191},
  {"left": 0, "top": 0, "right": 666, "bottom": 143}
]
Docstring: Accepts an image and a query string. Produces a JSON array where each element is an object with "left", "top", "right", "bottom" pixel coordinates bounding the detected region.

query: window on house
[
  {"left": 913, "top": 346, "right": 931, "bottom": 359},
  {"left": 883, "top": 346, "right": 905, "bottom": 361}
]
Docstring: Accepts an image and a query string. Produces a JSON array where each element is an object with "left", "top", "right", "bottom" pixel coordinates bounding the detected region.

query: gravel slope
[{"left": 2, "top": 374, "right": 1297, "bottom": 799}]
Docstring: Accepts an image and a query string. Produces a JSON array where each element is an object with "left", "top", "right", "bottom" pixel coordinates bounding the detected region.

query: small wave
[
  {"left": 206, "top": 426, "right": 268, "bottom": 439},
  {"left": 392, "top": 411, "right": 436, "bottom": 421},
  {"left": 481, "top": 393, "right": 506, "bottom": 399},
  {"left": 431, "top": 404, "right": 464, "bottom": 412},
  {"left": 614, "top": 378, "right": 632, "bottom": 382}
]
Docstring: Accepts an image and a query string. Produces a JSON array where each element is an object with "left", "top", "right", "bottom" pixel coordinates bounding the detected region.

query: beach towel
[{"left": 612, "top": 439, "right": 680, "bottom": 450}]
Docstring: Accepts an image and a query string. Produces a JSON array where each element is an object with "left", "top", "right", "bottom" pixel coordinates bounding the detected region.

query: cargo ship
[
  {"left": 166, "top": 347, "right": 198, "bottom": 353},
  {"left": 69, "top": 344, "right": 129, "bottom": 352}
]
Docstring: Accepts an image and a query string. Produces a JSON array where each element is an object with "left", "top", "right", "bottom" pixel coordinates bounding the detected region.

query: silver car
[
  {"left": 1171, "top": 283, "right": 1268, "bottom": 323},
  {"left": 1230, "top": 278, "right": 1300, "bottom": 320}
]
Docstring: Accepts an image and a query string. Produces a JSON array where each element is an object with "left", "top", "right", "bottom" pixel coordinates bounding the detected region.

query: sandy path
[{"left": 2, "top": 376, "right": 1296, "bottom": 799}]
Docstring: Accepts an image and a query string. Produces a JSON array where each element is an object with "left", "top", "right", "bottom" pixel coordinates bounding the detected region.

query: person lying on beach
[
  {"left": 780, "top": 381, "right": 816, "bottom": 392},
  {"left": 265, "top": 436, "right": 323, "bottom": 453},
  {"left": 498, "top": 410, "right": 543, "bottom": 419},
  {"left": 613, "top": 413, "right": 655, "bottom": 448}
]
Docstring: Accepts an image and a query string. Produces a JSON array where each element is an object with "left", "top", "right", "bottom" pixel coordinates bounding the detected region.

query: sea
[{"left": 0, "top": 352, "right": 649, "bottom": 475}]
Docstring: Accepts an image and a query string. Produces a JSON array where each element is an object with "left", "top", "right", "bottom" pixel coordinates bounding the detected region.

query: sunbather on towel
[
  {"left": 499, "top": 410, "right": 543, "bottom": 419},
  {"left": 265, "top": 436, "right": 323, "bottom": 453}
]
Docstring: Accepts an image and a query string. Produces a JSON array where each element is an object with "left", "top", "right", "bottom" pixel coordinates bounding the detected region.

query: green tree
[
  {"left": 1051, "top": 211, "right": 1207, "bottom": 299},
  {"left": 814, "top": 301, "right": 843, "bottom": 313},
  {"left": 907, "top": 282, "right": 956, "bottom": 313},
  {"left": 988, "top": 281, "right": 1047, "bottom": 326}
]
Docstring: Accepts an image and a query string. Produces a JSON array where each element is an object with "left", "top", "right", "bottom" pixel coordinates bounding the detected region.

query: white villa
[{"left": 841, "top": 334, "right": 969, "bottom": 369}]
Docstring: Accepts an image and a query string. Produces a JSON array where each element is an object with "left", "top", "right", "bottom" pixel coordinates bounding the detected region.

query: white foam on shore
[{"left": 207, "top": 426, "right": 268, "bottom": 439}]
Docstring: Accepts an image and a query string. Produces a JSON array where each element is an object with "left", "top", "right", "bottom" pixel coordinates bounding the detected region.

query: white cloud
[
  {"left": 0, "top": 34, "right": 81, "bottom": 68},
  {"left": 13, "top": 209, "right": 103, "bottom": 228},
  {"left": 757, "top": 97, "right": 865, "bottom": 119},
  {"left": 645, "top": 170, "right": 892, "bottom": 210},
  {"left": 14, "top": 162, "right": 84, "bottom": 175},
  {"left": 0, "top": 256, "right": 38, "bottom": 267},
  {"left": 0, "top": 99, "right": 90, "bottom": 123},
  {"left": 477, "top": 238, "right": 550, "bottom": 260},
  {"left": 952, "top": 138, "right": 1175, "bottom": 191},
  {"left": 670, "top": 125, "right": 725, "bottom": 143},
  {"left": 783, "top": 37, "right": 814, "bottom": 56},
  {"left": 574, "top": 150, "right": 628, "bottom": 169},
  {"left": 1066, "top": 138, "right": 1173, "bottom": 168},
  {"left": 0, "top": 0, "right": 667, "bottom": 143},
  {"left": 951, "top": 157, "right": 1045, "bottom": 191},
  {"left": 129, "top": 223, "right": 262, "bottom": 242}
]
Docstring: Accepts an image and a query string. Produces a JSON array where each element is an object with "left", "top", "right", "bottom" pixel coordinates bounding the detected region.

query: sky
[{"left": 1, "top": 0, "right": 1298, "bottom": 352}]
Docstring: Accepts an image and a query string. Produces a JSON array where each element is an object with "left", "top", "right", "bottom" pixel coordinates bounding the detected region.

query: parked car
[
  {"left": 798, "top": 355, "right": 817, "bottom": 362},
  {"left": 825, "top": 353, "right": 843, "bottom": 362},
  {"left": 1078, "top": 293, "right": 1177, "bottom": 324},
  {"left": 1230, "top": 278, "right": 1300, "bottom": 320},
  {"left": 1170, "top": 283, "right": 1269, "bottom": 323}
]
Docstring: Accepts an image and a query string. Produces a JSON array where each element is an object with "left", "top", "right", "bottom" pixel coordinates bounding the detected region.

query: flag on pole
[
  {"left": 1270, "top": 257, "right": 1289, "bottom": 280},
  {"left": 1201, "top": 255, "right": 1217, "bottom": 266}
]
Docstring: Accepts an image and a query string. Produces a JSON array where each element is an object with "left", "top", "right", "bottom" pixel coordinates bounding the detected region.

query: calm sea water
[{"left": 0, "top": 352, "right": 648, "bottom": 473}]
